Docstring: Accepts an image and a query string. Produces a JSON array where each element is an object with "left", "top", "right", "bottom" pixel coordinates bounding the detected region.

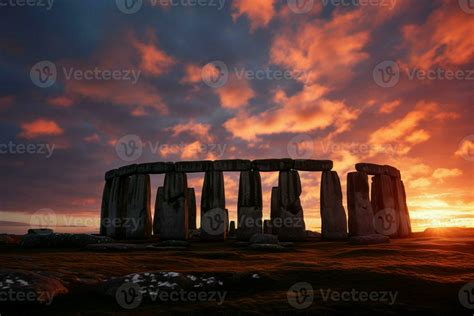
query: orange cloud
[
  {"left": 432, "top": 168, "right": 463, "bottom": 180},
  {"left": 270, "top": 9, "right": 370, "bottom": 84},
  {"left": 131, "top": 35, "right": 176, "bottom": 76},
  {"left": 47, "top": 96, "right": 74, "bottom": 107},
  {"left": 19, "top": 119, "right": 64, "bottom": 139},
  {"left": 403, "top": 0, "right": 474, "bottom": 68},
  {"left": 167, "top": 120, "right": 214, "bottom": 143},
  {"left": 180, "top": 64, "right": 203, "bottom": 84},
  {"left": 217, "top": 75, "right": 255, "bottom": 109},
  {"left": 455, "top": 139, "right": 474, "bottom": 160},
  {"left": 224, "top": 84, "right": 359, "bottom": 141},
  {"left": 379, "top": 100, "right": 401, "bottom": 114},
  {"left": 232, "top": 0, "right": 276, "bottom": 32}
]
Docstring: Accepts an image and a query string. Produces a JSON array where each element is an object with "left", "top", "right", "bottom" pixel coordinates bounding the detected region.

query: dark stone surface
[
  {"left": 392, "top": 178, "right": 412, "bottom": 238},
  {"left": 0, "top": 269, "right": 68, "bottom": 305},
  {"left": 251, "top": 159, "right": 294, "bottom": 172},
  {"left": 237, "top": 171, "right": 263, "bottom": 241},
  {"left": 27, "top": 229, "right": 54, "bottom": 235},
  {"left": 263, "top": 220, "right": 272, "bottom": 235},
  {"left": 125, "top": 174, "right": 152, "bottom": 239},
  {"left": 117, "top": 164, "right": 138, "bottom": 177},
  {"left": 20, "top": 234, "right": 114, "bottom": 248},
  {"left": 294, "top": 159, "right": 333, "bottom": 171},
  {"left": 188, "top": 188, "right": 197, "bottom": 230},
  {"left": 356, "top": 163, "right": 401, "bottom": 178},
  {"left": 320, "top": 171, "right": 347, "bottom": 240},
  {"left": 153, "top": 187, "right": 164, "bottom": 235},
  {"left": 347, "top": 171, "right": 375, "bottom": 237},
  {"left": 160, "top": 172, "right": 189, "bottom": 241},
  {"left": 175, "top": 161, "right": 213, "bottom": 173},
  {"left": 277, "top": 170, "right": 306, "bottom": 241},
  {"left": 249, "top": 234, "right": 279, "bottom": 245},
  {"left": 105, "top": 176, "right": 130, "bottom": 239},
  {"left": 270, "top": 187, "right": 280, "bottom": 236},
  {"left": 104, "top": 169, "right": 118, "bottom": 181},
  {"left": 100, "top": 179, "right": 112, "bottom": 236},
  {"left": 137, "top": 162, "right": 175, "bottom": 174},
  {"left": 348, "top": 234, "right": 390, "bottom": 245},
  {"left": 213, "top": 159, "right": 252, "bottom": 171},
  {"left": 201, "top": 171, "right": 226, "bottom": 241}
]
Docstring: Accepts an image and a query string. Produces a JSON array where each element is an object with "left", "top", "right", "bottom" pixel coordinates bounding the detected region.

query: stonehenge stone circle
[{"left": 100, "top": 159, "right": 412, "bottom": 242}]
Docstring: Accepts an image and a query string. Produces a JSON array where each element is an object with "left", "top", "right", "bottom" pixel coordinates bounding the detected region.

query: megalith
[
  {"left": 100, "top": 179, "right": 112, "bottom": 236},
  {"left": 153, "top": 187, "right": 164, "bottom": 235},
  {"left": 160, "top": 172, "right": 189, "bottom": 240},
  {"left": 125, "top": 174, "right": 152, "bottom": 239},
  {"left": 277, "top": 170, "right": 306, "bottom": 241},
  {"left": 270, "top": 187, "right": 280, "bottom": 236},
  {"left": 371, "top": 174, "right": 399, "bottom": 238},
  {"left": 347, "top": 171, "right": 375, "bottom": 236},
  {"left": 320, "top": 171, "right": 348, "bottom": 240},
  {"left": 106, "top": 176, "right": 130, "bottom": 239},
  {"left": 188, "top": 188, "right": 197, "bottom": 230},
  {"left": 200, "top": 171, "right": 227, "bottom": 240},
  {"left": 237, "top": 170, "right": 263, "bottom": 240},
  {"left": 392, "top": 178, "right": 412, "bottom": 238}
]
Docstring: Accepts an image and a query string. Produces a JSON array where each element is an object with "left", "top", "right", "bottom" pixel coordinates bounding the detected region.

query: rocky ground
[{"left": 0, "top": 228, "right": 473, "bottom": 315}]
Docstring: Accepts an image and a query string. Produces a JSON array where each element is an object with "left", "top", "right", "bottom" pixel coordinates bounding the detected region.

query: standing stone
[
  {"left": 160, "top": 172, "right": 188, "bottom": 241},
  {"left": 320, "top": 171, "right": 348, "bottom": 240},
  {"left": 347, "top": 172, "right": 375, "bottom": 236},
  {"left": 125, "top": 174, "right": 152, "bottom": 239},
  {"left": 392, "top": 178, "right": 412, "bottom": 238},
  {"left": 229, "top": 221, "right": 236, "bottom": 237},
  {"left": 371, "top": 175, "right": 399, "bottom": 238},
  {"left": 188, "top": 188, "right": 197, "bottom": 230},
  {"left": 263, "top": 220, "right": 272, "bottom": 235},
  {"left": 100, "top": 179, "right": 112, "bottom": 236},
  {"left": 200, "top": 171, "right": 227, "bottom": 241},
  {"left": 278, "top": 170, "right": 306, "bottom": 241},
  {"left": 106, "top": 176, "right": 130, "bottom": 239},
  {"left": 237, "top": 170, "right": 263, "bottom": 240},
  {"left": 153, "top": 187, "right": 164, "bottom": 235},
  {"left": 270, "top": 187, "right": 280, "bottom": 235}
]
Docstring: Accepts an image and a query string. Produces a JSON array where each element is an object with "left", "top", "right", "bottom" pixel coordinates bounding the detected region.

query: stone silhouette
[
  {"left": 237, "top": 170, "right": 263, "bottom": 240},
  {"left": 125, "top": 174, "right": 152, "bottom": 239},
  {"left": 320, "top": 171, "right": 347, "bottom": 240},
  {"left": 160, "top": 172, "right": 189, "bottom": 241}
]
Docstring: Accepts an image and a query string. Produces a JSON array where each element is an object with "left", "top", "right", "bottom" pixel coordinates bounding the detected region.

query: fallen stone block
[
  {"left": 249, "top": 233, "right": 279, "bottom": 245},
  {"left": 28, "top": 228, "right": 54, "bottom": 235},
  {"left": 213, "top": 159, "right": 252, "bottom": 171},
  {"left": 348, "top": 234, "right": 390, "bottom": 245},
  {"left": 252, "top": 159, "right": 294, "bottom": 172},
  {"left": 20, "top": 234, "right": 114, "bottom": 248},
  {"left": 294, "top": 159, "right": 333, "bottom": 171}
]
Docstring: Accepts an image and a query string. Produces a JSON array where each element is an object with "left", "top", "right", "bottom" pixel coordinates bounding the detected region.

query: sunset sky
[{"left": 0, "top": 0, "right": 473, "bottom": 234}]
